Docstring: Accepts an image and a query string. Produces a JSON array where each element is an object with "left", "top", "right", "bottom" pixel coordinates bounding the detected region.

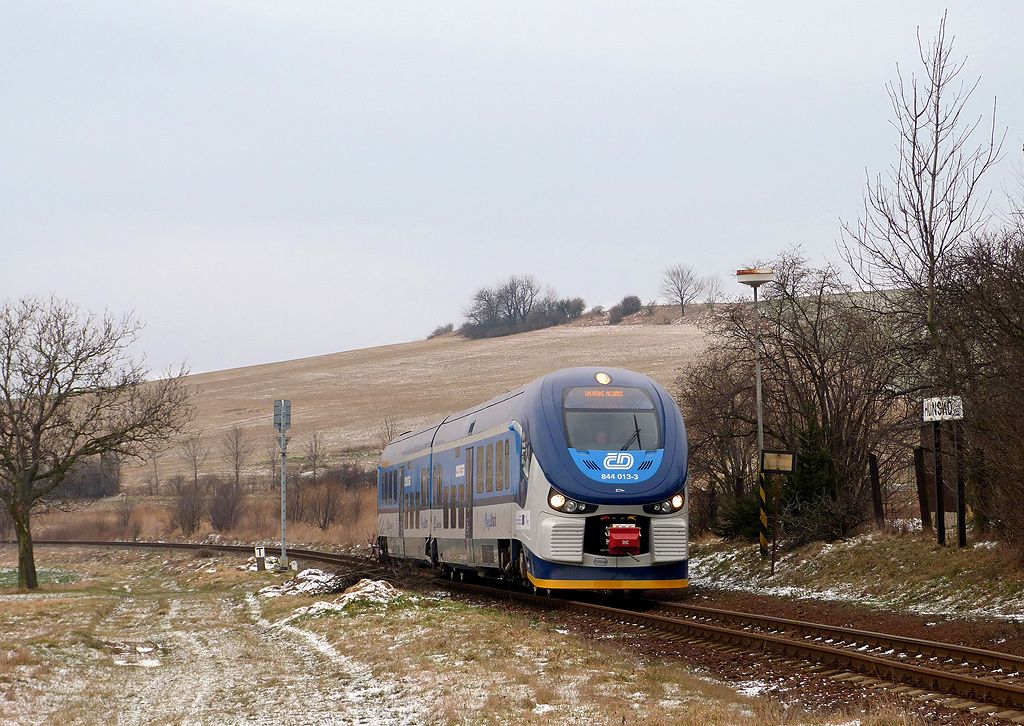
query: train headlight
[
  {"left": 548, "top": 489, "right": 593, "bottom": 514},
  {"left": 643, "top": 491, "right": 686, "bottom": 515}
]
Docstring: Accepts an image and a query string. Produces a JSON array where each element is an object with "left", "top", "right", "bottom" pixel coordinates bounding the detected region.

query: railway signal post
[
  {"left": 762, "top": 450, "right": 796, "bottom": 576},
  {"left": 736, "top": 267, "right": 775, "bottom": 559},
  {"left": 274, "top": 399, "right": 292, "bottom": 566},
  {"left": 923, "top": 396, "right": 965, "bottom": 547}
]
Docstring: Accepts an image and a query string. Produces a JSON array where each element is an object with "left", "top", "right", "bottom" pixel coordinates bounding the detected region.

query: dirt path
[{"left": 0, "top": 551, "right": 418, "bottom": 725}]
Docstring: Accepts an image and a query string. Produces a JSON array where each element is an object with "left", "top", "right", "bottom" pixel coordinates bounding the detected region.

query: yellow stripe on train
[{"left": 526, "top": 573, "right": 689, "bottom": 590}]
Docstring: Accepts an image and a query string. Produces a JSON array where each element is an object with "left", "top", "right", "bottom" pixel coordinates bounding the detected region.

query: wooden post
[
  {"left": 758, "top": 470, "right": 769, "bottom": 559},
  {"left": 933, "top": 422, "right": 946, "bottom": 546},
  {"left": 954, "top": 423, "right": 967, "bottom": 548},
  {"left": 734, "top": 476, "right": 744, "bottom": 499},
  {"left": 869, "top": 452, "right": 884, "bottom": 530},
  {"left": 913, "top": 447, "right": 932, "bottom": 533},
  {"left": 770, "top": 473, "right": 780, "bottom": 576}
]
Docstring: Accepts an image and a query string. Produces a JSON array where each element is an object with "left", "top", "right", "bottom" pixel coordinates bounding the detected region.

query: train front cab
[{"left": 518, "top": 370, "right": 689, "bottom": 591}]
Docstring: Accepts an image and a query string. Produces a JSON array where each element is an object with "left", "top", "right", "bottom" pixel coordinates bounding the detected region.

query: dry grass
[
  {"left": 120, "top": 321, "right": 710, "bottom": 489},
  {"left": 33, "top": 487, "right": 377, "bottom": 546},
  {"left": 276, "top": 589, "right": 911, "bottom": 726}
]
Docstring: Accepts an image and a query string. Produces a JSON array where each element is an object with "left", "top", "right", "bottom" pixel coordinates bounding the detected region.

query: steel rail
[{"left": 649, "top": 601, "right": 1024, "bottom": 678}]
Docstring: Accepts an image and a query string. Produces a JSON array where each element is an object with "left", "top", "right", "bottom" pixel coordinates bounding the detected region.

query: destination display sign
[{"left": 923, "top": 396, "right": 963, "bottom": 422}]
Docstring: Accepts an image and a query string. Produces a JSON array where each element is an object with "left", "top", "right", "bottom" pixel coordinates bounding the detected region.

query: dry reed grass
[{"left": 33, "top": 487, "right": 378, "bottom": 547}]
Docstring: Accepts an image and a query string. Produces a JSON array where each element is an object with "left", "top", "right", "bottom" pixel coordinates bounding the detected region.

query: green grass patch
[{"left": 0, "top": 567, "right": 79, "bottom": 587}]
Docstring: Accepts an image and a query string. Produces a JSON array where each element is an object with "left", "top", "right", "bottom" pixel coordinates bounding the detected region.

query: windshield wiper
[{"left": 618, "top": 414, "right": 642, "bottom": 450}]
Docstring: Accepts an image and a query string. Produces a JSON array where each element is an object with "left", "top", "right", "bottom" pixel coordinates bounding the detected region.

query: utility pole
[
  {"left": 737, "top": 268, "right": 774, "bottom": 559},
  {"left": 274, "top": 399, "right": 292, "bottom": 566}
]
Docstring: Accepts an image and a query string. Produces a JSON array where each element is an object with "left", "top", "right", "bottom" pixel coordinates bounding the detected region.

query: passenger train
[{"left": 376, "top": 367, "right": 689, "bottom": 591}]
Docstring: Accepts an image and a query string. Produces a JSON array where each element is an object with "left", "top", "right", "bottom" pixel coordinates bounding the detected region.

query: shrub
[
  {"left": 713, "top": 493, "right": 764, "bottom": 540},
  {"left": 620, "top": 295, "right": 642, "bottom": 316},
  {"left": 428, "top": 323, "right": 454, "bottom": 339},
  {"left": 168, "top": 480, "right": 204, "bottom": 536},
  {"left": 209, "top": 480, "right": 244, "bottom": 532}
]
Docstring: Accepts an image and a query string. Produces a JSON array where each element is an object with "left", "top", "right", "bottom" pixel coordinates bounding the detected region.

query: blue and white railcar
[{"left": 376, "top": 367, "right": 689, "bottom": 591}]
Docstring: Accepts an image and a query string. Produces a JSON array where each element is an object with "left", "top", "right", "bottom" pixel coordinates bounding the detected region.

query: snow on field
[
  {"left": 282, "top": 579, "right": 404, "bottom": 623},
  {"left": 690, "top": 535, "right": 1024, "bottom": 621}
]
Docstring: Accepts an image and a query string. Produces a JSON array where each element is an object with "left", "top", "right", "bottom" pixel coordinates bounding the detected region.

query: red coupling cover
[{"left": 607, "top": 525, "right": 641, "bottom": 555}]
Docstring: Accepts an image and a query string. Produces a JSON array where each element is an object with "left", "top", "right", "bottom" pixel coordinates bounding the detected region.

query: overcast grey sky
[{"left": 2, "top": 2, "right": 1021, "bottom": 374}]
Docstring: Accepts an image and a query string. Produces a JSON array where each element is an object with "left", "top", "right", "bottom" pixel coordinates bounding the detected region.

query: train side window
[
  {"left": 496, "top": 442, "right": 504, "bottom": 491},
  {"left": 434, "top": 465, "right": 441, "bottom": 505},
  {"left": 450, "top": 484, "right": 456, "bottom": 528},
  {"left": 476, "top": 446, "right": 484, "bottom": 494},
  {"left": 420, "top": 467, "right": 427, "bottom": 519},
  {"left": 457, "top": 484, "right": 465, "bottom": 529},
  {"left": 486, "top": 443, "right": 494, "bottom": 493},
  {"left": 466, "top": 448, "right": 474, "bottom": 496},
  {"left": 501, "top": 438, "right": 509, "bottom": 489},
  {"left": 443, "top": 478, "right": 449, "bottom": 529}
]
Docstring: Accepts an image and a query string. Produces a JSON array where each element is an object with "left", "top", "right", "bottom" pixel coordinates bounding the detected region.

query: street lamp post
[{"left": 736, "top": 268, "right": 775, "bottom": 559}]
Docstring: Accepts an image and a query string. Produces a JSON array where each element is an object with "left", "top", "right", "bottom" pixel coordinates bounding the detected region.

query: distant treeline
[{"left": 455, "top": 275, "right": 586, "bottom": 339}]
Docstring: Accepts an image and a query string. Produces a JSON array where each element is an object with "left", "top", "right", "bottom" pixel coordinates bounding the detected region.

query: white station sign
[{"left": 923, "top": 396, "right": 963, "bottom": 422}]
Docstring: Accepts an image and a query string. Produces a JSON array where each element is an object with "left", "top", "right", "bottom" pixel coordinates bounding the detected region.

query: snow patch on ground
[
  {"left": 282, "top": 579, "right": 404, "bottom": 623},
  {"left": 237, "top": 555, "right": 283, "bottom": 572},
  {"left": 690, "top": 536, "right": 1024, "bottom": 621},
  {"left": 258, "top": 568, "right": 350, "bottom": 598},
  {"left": 735, "top": 680, "right": 768, "bottom": 697}
]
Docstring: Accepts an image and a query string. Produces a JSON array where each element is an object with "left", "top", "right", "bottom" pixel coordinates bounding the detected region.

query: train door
[
  {"left": 397, "top": 466, "right": 406, "bottom": 557},
  {"left": 465, "top": 446, "right": 474, "bottom": 561}
]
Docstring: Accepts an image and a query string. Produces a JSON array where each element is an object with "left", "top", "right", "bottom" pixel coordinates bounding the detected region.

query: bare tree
[
  {"left": 0, "top": 507, "right": 12, "bottom": 542},
  {"left": 703, "top": 275, "right": 724, "bottom": 311},
  {"left": 308, "top": 483, "right": 342, "bottom": 530},
  {"left": 463, "top": 286, "right": 502, "bottom": 328},
  {"left": 0, "top": 296, "right": 190, "bottom": 588},
  {"left": 498, "top": 275, "right": 542, "bottom": 326},
  {"left": 222, "top": 426, "right": 256, "bottom": 489},
  {"left": 169, "top": 478, "right": 204, "bottom": 536},
  {"left": 692, "top": 252, "right": 915, "bottom": 542},
  {"left": 376, "top": 413, "right": 402, "bottom": 451},
  {"left": 304, "top": 431, "right": 329, "bottom": 485},
  {"left": 177, "top": 432, "right": 211, "bottom": 491},
  {"left": 841, "top": 12, "right": 1003, "bottom": 387},
  {"left": 660, "top": 264, "right": 705, "bottom": 318},
  {"left": 147, "top": 445, "right": 162, "bottom": 495},
  {"left": 208, "top": 477, "right": 244, "bottom": 532},
  {"left": 117, "top": 492, "right": 134, "bottom": 531}
]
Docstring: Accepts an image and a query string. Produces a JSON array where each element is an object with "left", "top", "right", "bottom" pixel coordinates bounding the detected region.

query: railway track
[
  {"left": 445, "top": 582, "right": 1024, "bottom": 720},
  {"left": 21, "top": 539, "right": 1024, "bottom": 720}
]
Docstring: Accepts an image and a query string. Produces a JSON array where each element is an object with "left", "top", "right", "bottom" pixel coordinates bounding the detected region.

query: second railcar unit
[{"left": 376, "top": 366, "right": 689, "bottom": 590}]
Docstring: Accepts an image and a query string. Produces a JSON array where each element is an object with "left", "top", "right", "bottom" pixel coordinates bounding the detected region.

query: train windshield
[{"left": 562, "top": 387, "right": 662, "bottom": 451}]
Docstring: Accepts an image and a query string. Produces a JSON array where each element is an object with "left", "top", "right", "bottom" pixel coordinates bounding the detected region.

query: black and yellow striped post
[{"left": 758, "top": 469, "right": 769, "bottom": 558}]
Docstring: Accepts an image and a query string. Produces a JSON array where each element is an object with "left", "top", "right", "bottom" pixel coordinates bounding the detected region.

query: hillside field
[{"left": 123, "top": 319, "right": 709, "bottom": 487}]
